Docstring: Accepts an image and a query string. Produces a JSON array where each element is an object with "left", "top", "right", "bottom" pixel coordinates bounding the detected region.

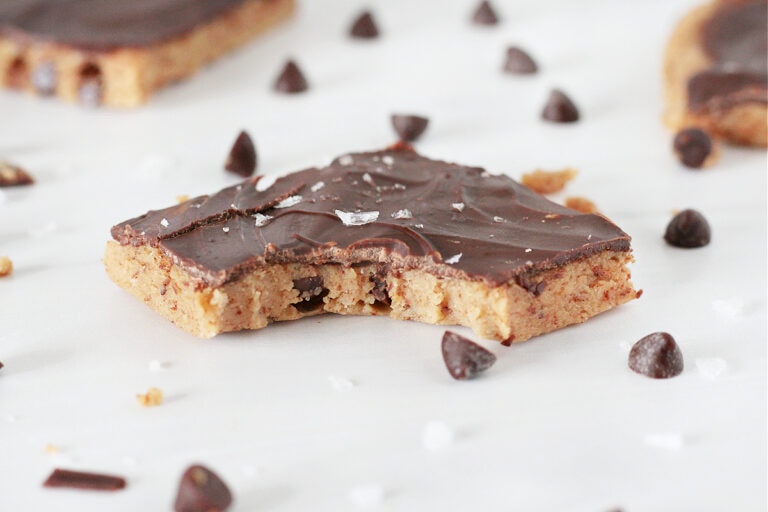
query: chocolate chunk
[
  {"left": 541, "top": 89, "right": 580, "bottom": 123},
  {"left": 441, "top": 331, "right": 497, "bottom": 380},
  {"left": 349, "top": 11, "right": 379, "bottom": 39},
  {"left": 503, "top": 47, "right": 538, "bottom": 75},
  {"left": 224, "top": 131, "right": 257, "bottom": 177},
  {"left": 673, "top": 128, "right": 713, "bottom": 168},
  {"left": 273, "top": 60, "right": 308, "bottom": 94},
  {"left": 78, "top": 64, "right": 103, "bottom": 106},
  {"left": 370, "top": 271, "right": 390, "bottom": 305},
  {"left": 471, "top": 1, "right": 499, "bottom": 25},
  {"left": 174, "top": 464, "right": 232, "bottom": 512},
  {"left": 43, "top": 468, "right": 126, "bottom": 491},
  {"left": 292, "top": 276, "right": 328, "bottom": 312},
  {"left": 391, "top": 114, "right": 429, "bottom": 142},
  {"left": 0, "top": 161, "right": 34, "bottom": 187},
  {"left": 6, "top": 57, "right": 27, "bottom": 89},
  {"left": 32, "top": 61, "right": 57, "bottom": 95},
  {"left": 628, "top": 332, "right": 684, "bottom": 379},
  {"left": 664, "top": 209, "right": 711, "bottom": 248}
]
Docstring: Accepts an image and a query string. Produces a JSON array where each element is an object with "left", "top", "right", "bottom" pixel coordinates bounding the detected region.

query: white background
[{"left": 0, "top": 1, "right": 766, "bottom": 510}]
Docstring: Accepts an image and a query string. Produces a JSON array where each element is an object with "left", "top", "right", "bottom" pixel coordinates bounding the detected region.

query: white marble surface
[{"left": 0, "top": 1, "right": 765, "bottom": 510}]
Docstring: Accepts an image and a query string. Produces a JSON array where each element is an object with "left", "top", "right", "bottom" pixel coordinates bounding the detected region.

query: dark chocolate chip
[
  {"left": 174, "top": 464, "right": 232, "bottom": 512},
  {"left": 78, "top": 63, "right": 103, "bottom": 106},
  {"left": 224, "top": 131, "right": 257, "bottom": 177},
  {"left": 391, "top": 114, "right": 429, "bottom": 142},
  {"left": 273, "top": 60, "right": 308, "bottom": 94},
  {"left": 32, "top": 61, "right": 57, "bottom": 95},
  {"left": 673, "top": 128, "right": 712, "bottom": 169},
  {"left": 541, "top": 89, "right": 579, "bottom": 123},
  {"left": 43, "top": 468, "right": 126, "bottom": 491},
  {"left": 370, "top": 273, "right": 390, "bottom": 305},
  {"left": 6, "top": 57, "right": 27, "bottom": 89},
  {"left": 664, "top": 209, "right": 711, "bottom": 248},
  {"left": 503, "top": 46, "right": 538, "bottom": 74},
  {"left": 349, "top": 11, "right": 379, "bottom": 39},
  {"left": 472, "top": 1, "right": 499, "bottom": 25},
  {"left": 292, "top": 276, "right": 328, "bottom": 312},
  {"left": 441, "top": 331, "right": 497, "bottom": 380},
  {"left": 628, "top": 332, "right": 684, "bottom": 379},
  {"left": 0, "top": 161, "right": 34, "bottom": 187}
]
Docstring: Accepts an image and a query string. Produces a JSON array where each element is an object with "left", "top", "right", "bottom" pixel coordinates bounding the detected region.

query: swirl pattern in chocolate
[
  {"left": 0, "top": 0, "right": 250, "bottom": 50},
  {"left": 689, "top": 0, "right": 768, "bottom": 110},
  {"left": 111, "top": 146, "right": 632, "bottom": 287}
]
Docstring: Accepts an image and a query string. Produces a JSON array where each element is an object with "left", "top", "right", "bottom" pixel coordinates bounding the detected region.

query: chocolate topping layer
[
  {"left": 689, "top": 1, "right": 768, "bottom": 110},
  {"left": 0, "top": 0, "right": 250, "bottom": 51},
  {"left": 111, "top": 146, "right": 631, "bottom": 288}
]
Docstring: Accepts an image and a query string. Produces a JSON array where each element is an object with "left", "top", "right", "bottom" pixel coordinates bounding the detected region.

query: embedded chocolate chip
[
  {"left": 542, "top": 89, "right": 579, "bottom": 123},
  {"left": 349, "top": 11, "right": 379, "bottom": 39},
  {"left": 628, "top": 332, "right": 684, "bottom": 379},
  {"left": 32, "top": 61, "right": 57, "bottom": 95},
  {"left": 43, "top": 468, "right": 126, "bottom": 491},
  {"left": 503, "top": 47, "right": 538, "bottom": 74},
  {"left": 224, "top": 131, "right": 257, "bottom": 177},
  {"left": 174, "top": 465, "right": 232, "bottom": 512},
  {"left": 293, "top": 276, "right": 328, "bottom": 312},
  {"left": 78, "top": 63, "right": 103, "bottom": 106},
  {"left": 6, "top": 57, "right": 28, "bottom": 89},
  {"left": 441, "top": 331, "right": 497, "bottom": 380},
  {"left": 391, "top": 114, "right": 429, "bottom": 142},
  {"left": 0, "top": 161, "right": 34, "bottom": 187},
  {"left": 673, "top": 128, "right": 712, "bottom": 169},
  {"left": 664, "top": 209, "right": 711, "bottom": 248},
  {"left": 273, "top": 60, "right": 308, "bottom": 94},
  {"left": 471, "top": 1, "right": 499, "bottom": 25},
  {"left": 370, "top": 272, "right": 390, "bottom": 305}
]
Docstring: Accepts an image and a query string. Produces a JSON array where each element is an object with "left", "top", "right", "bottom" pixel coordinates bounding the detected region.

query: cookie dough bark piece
[
  {"left": 105, "top": 145, "right": 638, "bottom": 342},
  {"left": 663, "top": 0, "right": 767, "bottom": 147},
  {"left": 0, "top": 0, "right": 295, "bottom": 107}
]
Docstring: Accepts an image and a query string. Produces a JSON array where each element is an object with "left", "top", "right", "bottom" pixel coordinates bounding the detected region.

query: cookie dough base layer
[
  {"left": 663, "top": 1, "right": 767, "bottom": 147},
  {"left": 0, "top": 0, "right": 294, "bottom": 107},
  {"left": 104, "top": 242, "right": 637, "bottom": 342}
]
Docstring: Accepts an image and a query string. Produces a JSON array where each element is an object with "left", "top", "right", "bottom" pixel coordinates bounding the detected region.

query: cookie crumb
[
  {"left": 176, "top": 194, "right": 190, "bottom": 204},
  {"left": 0, "top": 256, "right": 13, "bottom": 277},
  {"left": 521, "top": 168, "right": 578, "bottom": 194},
  {"left": 136, "top": 387, "right": 163, "bottom": 407},
  {"left": 0, "top": 161, "right": 34, "bottom": 187},
  {"left": 564, "top": 196, "right": 598, "bottom": 214}
]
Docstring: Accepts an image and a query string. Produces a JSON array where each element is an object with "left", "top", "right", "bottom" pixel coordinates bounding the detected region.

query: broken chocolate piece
[
  {"left": 31, "top": 61, "right": 57, "bottom": 95},
  {"left": 542, "top": 89, "right": 579, "bottom": 123},
  {"left": 503, "top": 47, "right": 538, "bottom": 74},
  {"left": 391, "top": 114, "right": 429, "bottom": 142},
  {"left": 471, "top": 1, "right": 499, "bottom": 25},
  {"left": 273, "top": 59, "right": 308, "bottom": 94},
  {"left": 349, "top": 11, "right": 379, "bottom": 39},
  {"left": 673, "top": 128, "right": 712, "bottom": 169},
  {"left": 224, "top": 131, "right": 257, "bottom": 177},
  {"left": 628, "top": 332, "right": 684, "bottom": 379},
  {"left": 442, "top": 331, "right": 497, "bottom": 380},
  {"left": 174, "top": 464, "right": 232, "bottom": 512},
  {"left": 0, "top": 161, "right": 34, "bottom": 187},
  {"left": 43, "top": 468, "right": 126, "bottom": 491},
  {"left": 664, "top": 209, "right": 711, "bottom": 248}
]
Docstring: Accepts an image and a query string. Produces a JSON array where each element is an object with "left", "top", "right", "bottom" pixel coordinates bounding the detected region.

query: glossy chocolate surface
[
  {"left": 689, "top": 1, "right": 767, "bottom": 110},
  {"left": 112, "top": 146, "right": 632, "bottom": 287},
  {"left": 0, "top": 0, "right": 249, "bottom": 50}
]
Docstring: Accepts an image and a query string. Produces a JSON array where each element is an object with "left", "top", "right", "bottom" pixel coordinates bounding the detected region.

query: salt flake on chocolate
[
  {"left": 160, "top": 218, "right": 169, "bottom": 227},
  {"left": 338, "top": 155, "right": 354, "bottom": 166},
  {"left": 275, "top": 195, "right": 302, "bottom": 208},
  {"left": 445, "top": 253, "right": 462, "bottom": 264},
  {"left": 452, "top": 202, "right": 465, "bottom": 212},
  {"left": 382, "top": 155, "right": 394, "bottom": 166},
  {"left": 391, "top": 209, "right": 413, "bottom": 220},
  {"left": 336, "top": 209, "right": 379, "bottom": 226},
  {"left": 310, "top": 181, "right": 325, "bottom": 192},
  {"left": 253, "top": 213, "right": 273, "bottom": 227}
]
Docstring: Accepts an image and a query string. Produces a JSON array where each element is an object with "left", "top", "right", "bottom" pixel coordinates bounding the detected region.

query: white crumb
[
  {"left": 328, "top": 375, "right": 356, "bottom": 391},
  {"left": 253, "top": 213, "right": 273, "bottom": 227},
  {"left": 336, "top": 210, "right": 379, "bottom": 226},
  {"left": 422, "top": 420, "right": 455, "bottom": 452},
  {"left": 275, "top": 195, "right": 302, "bottom": 208},
  {"left": 391, "top": 209, "right": 413, "bottom": 220},
  {"left": 695, "top": 357, "right": 728, "bottom": 380},
  {"left": 445, "top": 253, "right": 462, "bottom": 264},
  {"left": 347, "top": 483, "right": 384, "bottom": 508},
  {"left": 644, "top": 433, "right": 684, "bottom": 451}
]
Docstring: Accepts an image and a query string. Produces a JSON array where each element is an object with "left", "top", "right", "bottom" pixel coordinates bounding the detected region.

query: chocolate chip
[
  {"left": 32, "top": 61, "right": 57, "bottom": 95},
  {"left": 43, "top": 468, "right": 126, "bottom": 491},
  {"left": 224, "top": 131, "right": 257, "bottom": 177},
  {"left": 370, "top": 274, "right": 390, "bottom": 305},
  {"left": 349, "top": 11, "right": 379, "bottom": 39},
  {"left": 0, "top": 161, "right": 34, "bottom": 187},
  {"left": 628, "top": 332, "right": 684, "bottom": 379},
  {"left": 664, "top": 209, "right": 711, "bottom": 248},
  {"left": 273, "top": 60, "right": 308, "bottom": 94},
  {"left": 293, "top": 276, "right": 328, "bottom": 312},
  {"left": 673, "top": 128, "right": 712, "bottom": 168},
  {"left": 78, "top": 64, "right": 103, "bottom": 106},
  {"left": 391, "top": 114, "right": 429, "bottom": 142},
  {"left": 441, "top": 331, "right": 496, "bottom": 380},
  {"left": 174, "top": 465, "right": 232, "bottom": 512},
  {"left": 503, "top": 46, "right": 538, "bottom": 74},
  {"left": 6, "top": 57, "right": 27, "bottom": 89},
  {"left": 541, "top": 89, "right": 579, "bottom": 123},
  {"left": 471, "top": 1, "right": 499, "bottom": 25}
]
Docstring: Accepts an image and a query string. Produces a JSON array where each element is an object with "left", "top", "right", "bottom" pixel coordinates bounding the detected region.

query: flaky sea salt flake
[
  {"left": 336, "top": 209, "right": 379, "bottom": 226},
  {"left": 493, "top": 216, "right": 505, "bottom": 223},
  {"left": 445, "top": 253, "right": 462, "bottom": 264},
  {"left": 391, "top": 209, "right": 413, "bottom": 220},
  {"left": 275, "top": 195, "right": 302, "bottom": 208},
  {"left": 338, "top": 155, "right": 354, "bottom": 166},
  {"left": 452, "top": 202, "right": 465, "bottom": 212},
  {"left": 222, "top": 226, "right": 230, "bottom": 233},
  {"left": 310, "top": 181, "right": 325, "bottom": 192},
  {"left": 253, "top": 213, "right": 273, "bottom": 227},
  {"left": 160, "top": 218, "right": 169, "bottom": 228},
  {"left": 382, "top": 155, "right": 394, "bottom": 166}
]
